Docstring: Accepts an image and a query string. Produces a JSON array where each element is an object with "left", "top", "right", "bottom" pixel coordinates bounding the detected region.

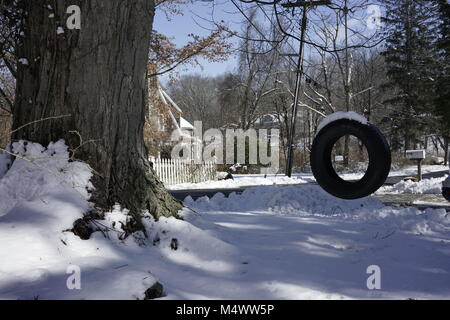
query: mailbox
[
  {"left": 406, "top": 150, "right": 426, "bottom": 160},
  {"left": 406, "top": 150, "right": 426, "bottom": 181}
]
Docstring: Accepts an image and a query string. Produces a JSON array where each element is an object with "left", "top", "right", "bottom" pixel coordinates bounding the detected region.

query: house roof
[
  {"left": 149, "top": 78, "right": 197, "bottom": 135},
  {"left": 159, "top": 87, "right": 182, "bottom": 114},
  {"left": 180, "top": 116, "right": 194, "bottom": 130}
]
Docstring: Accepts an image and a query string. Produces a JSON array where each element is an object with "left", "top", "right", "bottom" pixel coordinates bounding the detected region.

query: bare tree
[
  {"left": 168, "top": 74, "right": 221, "bottom": 129},
  {"left": 234, "top": 10, "right": 280, "bottom": 130}
]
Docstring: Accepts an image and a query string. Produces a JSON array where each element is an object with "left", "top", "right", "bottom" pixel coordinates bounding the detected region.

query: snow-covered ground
[
  {"left": 378, "top": 175, "right": 448, "bottom": 195},
  {"left": 1, "top": 141, "right": 449, "bottom": 300},
  {"left": 336, "top": 165, "right": 448, "bottom": 181},
  {"left": 167, "top": 175, "right": 311, "bottom": 190},
  {"left": 166, "top": 165, "right": 449, "bottom": 190},
  {"left": 182, "top": 187, "right": 450, "bottom": 299},
  {"left": 0, "top": 141, "right": 162, "bottom": 299},
  {"left": 389, "top": 165, "right": 448, "bottom": 177}
]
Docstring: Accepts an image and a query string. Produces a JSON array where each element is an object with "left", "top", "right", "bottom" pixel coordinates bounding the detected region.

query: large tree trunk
[{"left": 12, "top": 0, "right": 182, "bottom": 231}]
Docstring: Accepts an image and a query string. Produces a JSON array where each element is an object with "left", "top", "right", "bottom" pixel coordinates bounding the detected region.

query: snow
[
  {"left": 317, "top": 111, "right": 368, "bottom": 134},
  {"left": 1, "top": 141, "right": 449, "bottom": 299},
  {"left": 336, "top": 165, "right": 447, "bottom": 181},
  {"left": 180, "top": 186, "right": 450, "bottom": 299},
  {"left": 0, "top": 140, "right": 93, "bottom": 215},
  {"left": 0, "top": 141, "right": 239, "bottom": 299},
  {"left": 18, "top": 58, "right": 28, "bottom": 65},
  {"left": 166, "top": 165, "right": 448, "bottom": 190},
  {"left": 167, "top": 175, "right": 309, "bottom": 190},
  {"left": 392, "top": 165, "right": 448, "bottom": 176},
  {"left": 378, "top": 176, "right": 448, "bottom": 195},
  {"left": 56, "top": 27, "right": 64, "bottom": 35},
  {"left": 0, "top": 141, "right": 162, "bottom": 299}
]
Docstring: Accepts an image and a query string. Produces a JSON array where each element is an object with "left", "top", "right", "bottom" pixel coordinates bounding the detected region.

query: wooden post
[
  {"left": 284, "top": 0, "right": 332, "bottom": 177},
  {"left": 417, "top": 159, "right": 422, "bottom": 181}
]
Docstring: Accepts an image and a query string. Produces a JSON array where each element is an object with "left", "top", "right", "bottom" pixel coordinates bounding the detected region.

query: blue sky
[
  {"left": 153, "top": 1, "right": 242, "bottom": 79},
  {"left": 153, "top": 1, "right": 385, "bottom": 81}
]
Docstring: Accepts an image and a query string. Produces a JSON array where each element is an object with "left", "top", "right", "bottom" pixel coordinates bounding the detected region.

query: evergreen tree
[
  {"left": 434, "top": 0, "right": 450, "bottom": 164},
  {"left": 381, "top": 0, "right": 440, "bottom": 151},
  {"left": 435, "top": 0, "right": 450, "bottom": 127}
]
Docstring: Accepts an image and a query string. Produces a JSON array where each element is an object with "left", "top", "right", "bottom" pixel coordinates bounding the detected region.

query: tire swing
[
  {"left": 442, "top": 176, "right": 450, "bottom": 202},
  {"left": 310, "top": 114, "right": 391, "bottom": 200},
  {"left": 443, "top": 186, "right": 450, "bottom": 203}
]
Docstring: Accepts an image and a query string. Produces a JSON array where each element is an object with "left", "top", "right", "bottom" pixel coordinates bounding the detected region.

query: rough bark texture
[{"left": 12, "top": 0, "right": 182, "bottom": 228}]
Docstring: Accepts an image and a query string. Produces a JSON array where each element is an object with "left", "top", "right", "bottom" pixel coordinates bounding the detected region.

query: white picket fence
[{"left": 151, "top": 158, "right": 217, "bottom": 185}]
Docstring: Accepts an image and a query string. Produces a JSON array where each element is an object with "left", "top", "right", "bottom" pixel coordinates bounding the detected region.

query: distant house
[{"left": 145, "top": 76, "right": 195, "bottom": 158}]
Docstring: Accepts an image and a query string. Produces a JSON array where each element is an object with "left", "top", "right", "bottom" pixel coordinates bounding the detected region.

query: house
[{"left": 145, "top": 76, "right": 195, "bottom": 158}]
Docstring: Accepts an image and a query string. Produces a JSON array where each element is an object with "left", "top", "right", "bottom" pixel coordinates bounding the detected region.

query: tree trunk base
[{"left": 87, "top": 156, "right": 183, "bottom": 238}]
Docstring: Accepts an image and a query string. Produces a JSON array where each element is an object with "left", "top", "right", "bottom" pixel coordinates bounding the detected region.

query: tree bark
[{"left": 12, "top": 0, "right": 182, "bottom": 231}]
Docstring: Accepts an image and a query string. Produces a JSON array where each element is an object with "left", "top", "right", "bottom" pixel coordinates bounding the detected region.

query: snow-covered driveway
[{"left": 167, "top": 185, "right": 450, "bottom": 300}]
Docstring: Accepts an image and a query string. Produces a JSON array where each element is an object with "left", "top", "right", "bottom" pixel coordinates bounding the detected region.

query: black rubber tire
[
  {"left": 310, "top": 119, "right": 391, "bottom": 199},
  {"left": 442, "top": 187, "right": 450, "bottom": 202}
]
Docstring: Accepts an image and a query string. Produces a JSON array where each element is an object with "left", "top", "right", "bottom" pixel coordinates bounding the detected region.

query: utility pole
[
  {"left": 343, "top": 0, "right": 351, "bottom": 167},
  {"left": 284, "top": 0, "right": 332, "bottom": 177}
]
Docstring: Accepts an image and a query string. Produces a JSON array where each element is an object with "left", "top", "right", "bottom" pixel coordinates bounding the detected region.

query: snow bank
[
  {"left": 0, "top": 140, "right": 93, "bottom": 218},
  {"left": 317, "top": 111, "right": 368, "bottom": 134},
  {"left": 0, "top": 140, "right": 234, "bottom": 299},
  {"left": 186, "top": 183, "right": 448, "bottom": 227},
  {"left": 184, "top": 185, "right": 450, "bottom": 299},
  {"left": 377, "top": 176, "right": 448, "bottom": 195},
  {"left": 186, "top": 185, "right": 385, "bottom": 218}
]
